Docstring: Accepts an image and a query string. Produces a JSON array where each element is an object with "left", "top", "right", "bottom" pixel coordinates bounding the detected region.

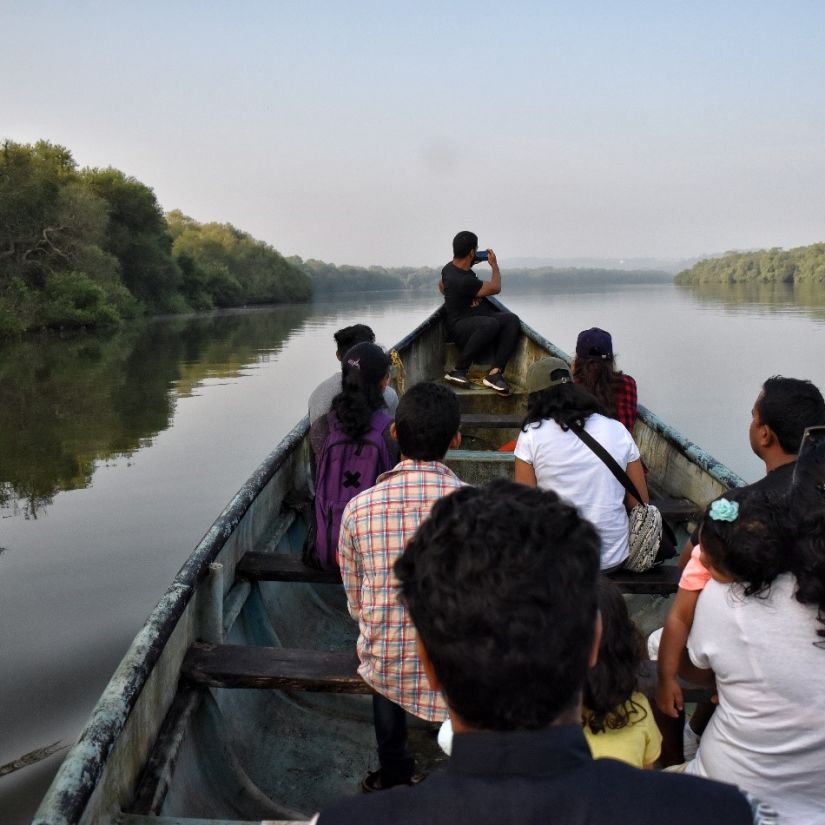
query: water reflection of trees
[
  {"left": 0, "top": 306, "right": 311, "bottom": 518},
  {"left": 678, "top": 281, "right": 825, "bottom": 322}
]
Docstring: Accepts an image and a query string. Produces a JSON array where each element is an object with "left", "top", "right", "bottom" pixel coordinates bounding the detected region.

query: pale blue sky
[{"left": 3, "top": 1, "right": 824, "bottom": 266}]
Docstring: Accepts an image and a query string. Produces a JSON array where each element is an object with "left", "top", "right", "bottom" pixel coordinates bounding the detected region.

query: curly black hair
[
  {"left": 395, "top": 479, "right": 601, "bottom": 730},
  {"left": 583, "top": 578, "right": 648, "bottom": 734},
  {"left": 522, "top": 380, "right": 607, "bottom": 433},
  {"left": 699, "top": 487, "right": 789, "bottom": 598}
]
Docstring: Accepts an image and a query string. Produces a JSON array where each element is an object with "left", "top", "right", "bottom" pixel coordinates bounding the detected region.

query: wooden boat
[{"left": 33, "top": 301, "right": 745, "bottom": 825}]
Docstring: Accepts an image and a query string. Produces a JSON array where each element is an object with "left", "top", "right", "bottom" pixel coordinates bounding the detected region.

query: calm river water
[{"left": 2, "top": 281, "right": 825, "bottom": 821}]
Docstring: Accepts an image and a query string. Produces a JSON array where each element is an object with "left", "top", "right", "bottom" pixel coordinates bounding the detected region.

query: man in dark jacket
[
  {"left": 440, "top": 230, "right": 520, "bottom": 394},
  {"left": 316, "top": 480, "right": 764, "bottom": 825}
]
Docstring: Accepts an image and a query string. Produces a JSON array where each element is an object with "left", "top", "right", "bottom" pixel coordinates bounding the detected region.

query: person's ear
[
  {"left": 589, "top": 610, "right": 602, "bottom": 668},
  {"left": 390, "top": 422, "right": 398, "bottom": 442},
  {"left": 380, "top": 373, "right": 390, "bottom": 391},
  {"left": 761, "top": 425, "right": 779, "bottom": 449},
  {"left": 449, "top": 431, "right": 462, "bottom": 450},
  {"left": 416, "top": 635, "right": 442, "bottom": 693}
]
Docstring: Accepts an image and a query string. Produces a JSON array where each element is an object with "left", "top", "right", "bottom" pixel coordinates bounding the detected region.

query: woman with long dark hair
[
  {"left": 514, "top": 356, "right": 648, "bottom": 570},
  {"left": 674, "top": 469, "right": 825, "bottom": 823},
  {"left": 573, "top": 328, "right": 637, "bottom": 433},
  {"left": 309, "top": 341, "right": 397, "bottom": 465},
  {"left": 307, "top": 342, "right": 399, "bottom": 569}
]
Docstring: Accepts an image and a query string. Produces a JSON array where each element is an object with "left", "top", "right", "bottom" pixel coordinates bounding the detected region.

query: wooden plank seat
[
  {"left": 181, "top": 642, "right": 713, "bottom": 704},
  {"left": 606, "top": 564, "right": 682, "bottom": 595},
  {"left": 237, "top": 552, "right": 342, "bottom": 583},
  {"left": 460, "top": 413, "right": 523, "bottom": 428},
  {"left": 236, "top": 552, "right": 682, "bottom": 594},
  {"left": 182, "top": 643, "right": 372, "bottom": 693}
]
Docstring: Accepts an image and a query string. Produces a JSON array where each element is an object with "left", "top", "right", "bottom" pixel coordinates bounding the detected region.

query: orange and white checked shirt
[{"left": 338, "top": 459, "right": 463, "bottom": 722}]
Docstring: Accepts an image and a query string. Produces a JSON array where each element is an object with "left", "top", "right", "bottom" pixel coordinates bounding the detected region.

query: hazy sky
[{"left": 3, "top": 1, "right": 824, "bottom": 267}]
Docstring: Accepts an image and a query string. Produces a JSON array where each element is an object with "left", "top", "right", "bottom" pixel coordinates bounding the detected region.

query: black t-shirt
[
  {"left": 690, "top": 460, "right": 796, "bottom": 545},
  {"left": 441, "top": 262, "right": 484, "bottom": 326}
]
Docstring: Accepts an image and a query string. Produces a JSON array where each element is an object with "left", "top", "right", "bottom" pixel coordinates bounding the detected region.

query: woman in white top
[
  {"left": 514, "top": 357, "right": 648, "bottom": 570},
  {"left": 680, "top": 477, "right": 825, "bottom": 825}
]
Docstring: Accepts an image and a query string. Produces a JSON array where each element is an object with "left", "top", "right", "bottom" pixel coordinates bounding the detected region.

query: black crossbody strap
[{"left": 568, "top": 421, "right": 645, "bottom": 504}]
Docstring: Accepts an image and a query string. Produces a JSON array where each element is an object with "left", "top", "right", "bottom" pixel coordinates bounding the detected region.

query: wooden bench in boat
[
  {"left": 238, "top": 552, "right": 684, "bottom": 594},
  {"left": 182, "top": 642, "right": 712, "bottom": 703},
  {"left": 182, "top": 642, "right": 371, "bottom": 692}
]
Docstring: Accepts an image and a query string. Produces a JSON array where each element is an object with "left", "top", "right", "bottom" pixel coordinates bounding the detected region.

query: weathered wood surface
[
  {"left": 129, "top": 687, "right": 203, "bottom": 815},
  {"left": 237, "top": 553, "right": 342, "bottom": 583},
  {"left": 115, "top": 815, "right": 308, "bottom": 825},
  {"left": 460, "top": 412, "right": 523, "bottom": 428},
  {"left": 182, "top": 643, "right": 373, "bottom": 693},
  {"left": 608, "top": 564, "right": 681, "bottom": 595},
  {"left": 234, "top": 551, "right": 682, "bottom": 593}
]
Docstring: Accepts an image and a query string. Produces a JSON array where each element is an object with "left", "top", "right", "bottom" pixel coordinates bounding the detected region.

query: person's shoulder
[
  {"left": 621, "top": 373, "right": 637, "bottom": 390},
  {"left": 308, "top": 372, "right": 340, "bottom": 421},
  {"left": 590, "top": 412, "right": 630, "bottom": 438},
  {"left": 587, "top": 760, "right": 752, "bottom": 821}
]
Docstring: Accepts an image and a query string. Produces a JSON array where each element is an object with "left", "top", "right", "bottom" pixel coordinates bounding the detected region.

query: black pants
[
  {"left": 451, "top": 306, "right": 521, "bottom": 372},
  {"left": 373, "top": 694, "right": 415, "bottom": 785}
]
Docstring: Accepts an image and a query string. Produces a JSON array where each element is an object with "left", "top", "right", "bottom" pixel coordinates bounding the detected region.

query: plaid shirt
[
  {"left": 338, "top": 459, "right": 463, "bottom": 721},
  {"left": 614, "top": 373, "right": 638, "bottom": 433}
]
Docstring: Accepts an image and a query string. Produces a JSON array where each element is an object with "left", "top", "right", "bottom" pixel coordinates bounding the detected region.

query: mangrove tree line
[
  {"left": 675, "top": 244, "right": 825, "bottom": 285},
  {"left": 0, "top": 140, "right": 311, "bottom": 336}
]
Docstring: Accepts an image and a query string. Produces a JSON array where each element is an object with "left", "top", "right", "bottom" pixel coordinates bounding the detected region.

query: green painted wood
[
  {"left": 182, "top": 643, "right": 372, "bottom": 693},
  {"left": 460, "top": 413, "right": 523, "bottom": 428}
]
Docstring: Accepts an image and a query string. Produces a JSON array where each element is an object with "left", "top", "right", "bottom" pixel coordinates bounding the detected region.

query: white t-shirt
[
  {"left": 687, "top": 574, "right": 825, "bottom": 824},
  {"left": 514, "top": 413, "right": 639, "bottom": 569}
]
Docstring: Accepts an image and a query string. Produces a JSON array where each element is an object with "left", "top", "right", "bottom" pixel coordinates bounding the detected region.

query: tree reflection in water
[{"left": 0, "top": 306, "right": 311, "bottom": 518}]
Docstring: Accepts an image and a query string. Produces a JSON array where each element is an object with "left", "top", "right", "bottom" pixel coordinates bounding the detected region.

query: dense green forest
[
  {"left": 675, "top": 244, "right": 825, "bottom": 285},
  {"left": 0, "top": 140, "right": 311, "bottom": 336}
]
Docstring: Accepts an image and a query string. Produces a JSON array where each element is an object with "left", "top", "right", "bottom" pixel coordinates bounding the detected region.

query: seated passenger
[
  {"left": 309, "top": 323, "right": 399, "bottom": 425},
  {"left": 514, "top": 357, "right": 649, "bottom": 570},
  {"left": 573, "top": 328, "right": 637, "bottom": 433},
  {"left": 308, "top": 342, "right": 399, "bottom": 570},
  {"left": 440, "top": 230, "right": 520, "bottom": 395},
  {"left": 583, "top": 578, "right": 662, "bottom": 768},
  {"left": 337, "top": 381, "right": 463, "bottom": 791},
  {"left": 316, "top": 480, "right": 756, "bottom": 825},
  {"left": 675, "top": 484, "right": 825, "bottom": 823}
]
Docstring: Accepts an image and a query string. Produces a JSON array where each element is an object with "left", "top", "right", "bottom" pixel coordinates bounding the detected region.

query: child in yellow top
[{"left": 583, "top": 579, "right": 662, "bottom": 768}]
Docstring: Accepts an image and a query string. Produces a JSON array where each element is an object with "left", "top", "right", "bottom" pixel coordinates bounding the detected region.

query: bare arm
[
  {"left": 624, "top": 458, "right": 649, "bottom": 508},
  {"left": 514, "top": 457, "right": 537, "bottom": 487},
  {"left": 474, "top": 248, "right": 501, "bottom": 297},
  {"left": 678, "top": 647, "right": 716, "bottom": 687},
  {"left": 656, "top": 587, "right": 700, "bottom": 716},
  {"left": 678, "top": 536, "right": 696, "bottom": 570}
]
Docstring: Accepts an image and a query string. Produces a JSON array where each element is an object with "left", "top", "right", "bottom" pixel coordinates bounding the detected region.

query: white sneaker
[{"left": 683, "top": 718, "right": 701, "bottom": 761}]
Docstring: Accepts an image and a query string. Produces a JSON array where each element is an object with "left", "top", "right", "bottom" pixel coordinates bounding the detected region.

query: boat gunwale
[
  {"left": 32, "top": 416, "right": 310, "bottom": 825},
  {"left": 507, "top": 301, "right": 747, "bottom": 492}
]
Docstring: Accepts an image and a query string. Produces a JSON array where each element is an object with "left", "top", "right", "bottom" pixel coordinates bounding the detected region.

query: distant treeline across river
[{"left": 3, "top": 138, "right": 823, "bottom": 339}]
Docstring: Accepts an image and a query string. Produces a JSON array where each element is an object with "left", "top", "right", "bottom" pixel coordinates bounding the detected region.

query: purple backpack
[{"left": 313, "top": 409, "right": 394, "bottom": 570}]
